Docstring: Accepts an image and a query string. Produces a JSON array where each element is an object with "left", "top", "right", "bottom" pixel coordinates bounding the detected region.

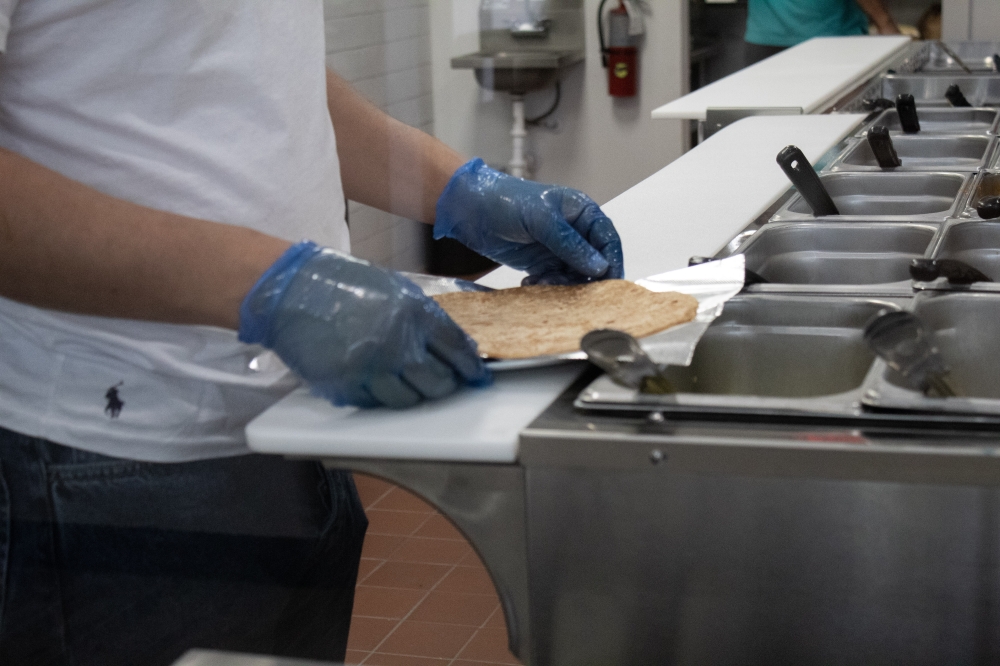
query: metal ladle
[
  {"left": 581, "top": 329, "right": 674, "bottom": 394},
  {"left": 863, "top": 310, "right": 956, "bottom": 397}
]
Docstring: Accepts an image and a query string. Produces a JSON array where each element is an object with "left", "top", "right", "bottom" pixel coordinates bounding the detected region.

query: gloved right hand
[{"left": 238, "top": 241, "right": 490, "bottom": 409}]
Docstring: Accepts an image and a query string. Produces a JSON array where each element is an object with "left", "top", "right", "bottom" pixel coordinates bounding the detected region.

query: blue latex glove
[
  {"left": 434, "top": 158, "right": 625, "bottom": 285},
  {"left": 239, "top": 241, "right": 490, "bottom": 409}
]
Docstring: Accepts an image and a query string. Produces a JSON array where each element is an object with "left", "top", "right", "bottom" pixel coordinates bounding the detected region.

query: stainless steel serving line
[{"left": 309, "top": 41, "right": 1000, "bottom": 665}]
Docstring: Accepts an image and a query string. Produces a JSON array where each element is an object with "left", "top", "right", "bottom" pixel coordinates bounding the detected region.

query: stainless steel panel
[
  {"left": 882, "top": 74, "right": 1000, "bottom": 107},
  {"left": 522, "top": 463, "right": 1000, "bottom": 665},
  {"left": 772, "top": 172, "right": 969, "bottom": 221},
  {"left": 831, "top": 135, "right": 993, "bottom": 171},
  {"left": 739, "top": 222, "right": 935, "bottom": 294}
]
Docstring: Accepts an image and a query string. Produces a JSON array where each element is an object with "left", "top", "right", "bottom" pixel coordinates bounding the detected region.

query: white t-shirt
[{"left": 0, "top": 0, "right": 350, "bottom": 461}]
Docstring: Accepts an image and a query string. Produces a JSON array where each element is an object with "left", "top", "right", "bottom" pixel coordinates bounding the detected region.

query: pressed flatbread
[{"left": 433, "top": 280, "right": 699, "bottom": 359}]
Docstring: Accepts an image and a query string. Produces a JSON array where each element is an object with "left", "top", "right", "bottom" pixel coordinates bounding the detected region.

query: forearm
[
  {"left": 855, "top": 0, "right": 899, "bottom": 34},
  {"left": 0, "top": 147, "right": 289, "bottom": 329},
  {"left": 325, "top": 68, "right": 464, "bottom": 224}
]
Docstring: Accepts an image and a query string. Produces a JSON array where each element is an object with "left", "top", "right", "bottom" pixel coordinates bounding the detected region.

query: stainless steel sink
[
  {"left": 882, "top": 74, "right": 1000, "bottom": 107},
  {"left": 831, "top": 135, "right": 993, "bottom": 171},
  {"left": 740, "top": 223, "right": 937, "bottom": 294},
  {"left": 450, "top": 49, "right": 583, "bottom": 93},
  {"left": 577, "top": 295, "right": 902, "bottom": 415},
  {"left": 861, "top": 108, "right": 999, "bottom": 134},
  {"left": 773, "top": 172, "right": 969, "bottom": 221}
]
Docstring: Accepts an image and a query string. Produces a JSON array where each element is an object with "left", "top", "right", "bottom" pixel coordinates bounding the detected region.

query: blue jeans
[{"left": 0, "top": 426, "right": 367, "bottom": 666}]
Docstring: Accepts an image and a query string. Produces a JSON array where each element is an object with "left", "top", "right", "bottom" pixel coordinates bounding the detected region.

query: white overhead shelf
[{"left": 651, "top": 35, "right": 911, "bottom": 121}]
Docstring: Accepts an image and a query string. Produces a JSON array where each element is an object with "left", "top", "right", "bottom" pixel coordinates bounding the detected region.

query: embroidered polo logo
[{"left": 105, "top": 382, "right": 124, "bottom": 418}]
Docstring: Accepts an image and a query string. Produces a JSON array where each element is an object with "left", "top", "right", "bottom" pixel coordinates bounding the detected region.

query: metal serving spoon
[
  {"left": 863, "top": 310, "right": 956, "bottom": 397},
  {"left": 581, "top": 329, "right": 674, "bottom": 394}
]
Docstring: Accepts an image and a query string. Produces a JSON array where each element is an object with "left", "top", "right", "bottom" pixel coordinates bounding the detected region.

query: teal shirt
[{"left": 745, "top": 0, "right": 869, "bottom": 47}]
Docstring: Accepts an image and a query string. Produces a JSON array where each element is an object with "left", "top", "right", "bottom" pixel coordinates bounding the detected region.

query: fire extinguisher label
[{"left": 614, "top": 62, "right": 629, "bottom": 79}]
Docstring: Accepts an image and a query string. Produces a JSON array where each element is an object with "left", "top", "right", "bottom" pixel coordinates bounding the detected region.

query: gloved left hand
[
  {"left": 434, "top": 158, "right": 624, "bottom": 285},
  {"left": 238, "top": 241, "right": 490, "bottom": 409}
]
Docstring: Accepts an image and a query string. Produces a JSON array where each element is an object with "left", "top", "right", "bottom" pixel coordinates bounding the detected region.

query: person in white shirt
[{"left": 0, "top": 1, "right": 623, "bottom": 664}]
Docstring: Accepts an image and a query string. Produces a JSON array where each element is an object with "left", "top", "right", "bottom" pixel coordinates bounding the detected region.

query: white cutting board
[
  {"left": 248, "top": 113, "right": 865, "bottom": 463},
  {"left": 651, "top": 35, "right": 911, "bottom": 121}
]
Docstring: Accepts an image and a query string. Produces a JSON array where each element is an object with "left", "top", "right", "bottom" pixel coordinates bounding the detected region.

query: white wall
[
  {"left": 430, "top": 0, "right": 689, "bottom": 207},
  {"left": 324, "top": 0, "right": 432, "bottom": 271},
  {"left": 943, "top": 0, "right": 1000, "bottom": 41}
]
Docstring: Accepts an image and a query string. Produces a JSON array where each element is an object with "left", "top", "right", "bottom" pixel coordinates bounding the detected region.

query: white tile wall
[{"left": 324, "top": 0, "right": 432, "bottom": 272}]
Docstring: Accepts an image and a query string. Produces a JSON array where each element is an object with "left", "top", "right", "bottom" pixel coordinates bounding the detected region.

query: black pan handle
[
  {"left": 976, "top": 195, "right": 1000, "bottom": 220},
  {"left": 895, "top": 94, "right": 921, "bottom": 133},
  {"left": 866, "top": 125, "right": 902, "bottom": 168},
  {"left": 910, "top": 258, "right": 992, "bottom": 284},
  {"left": 776, "top": 145, "right": 839, "bottom": 217},
  {"left": 946, "top": 84, "right": 972, "bottom": 108}
]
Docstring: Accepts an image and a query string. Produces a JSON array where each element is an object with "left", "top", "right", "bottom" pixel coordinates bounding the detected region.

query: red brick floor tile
[
  {"left": 357, "top": 557, "right": 383, "bottom": 584},
  {"left": 361, "top": 533, "right": 405, "bottom": 559},
  {"left": 413, "top": 513, "right": 465, "bottom": 540},
  {"left": 377, "top": 620, "right": 477, "bottom": 660},
  {"left": 346, "top": 616, "right": 399, "bottom": 652},
  {"left": 485, "top": 605, "right": 508, "bottom": 629},
  {"left": 409, "top": 591, "right": 498, "bottom": 627},
  {"left": 365, "top": 509, "right": 431, "bottom": 537},
  {"left": 363, "top": 653, "right": 450, "bottom": 665},
  {"left": 435, "top": 565, "right": 498, "bottom": 596},
  {"left": 459, "top": 547, "right": 488, "bottom": 566},
  {"left": 343, "top": 649, "right": 369, "bottom": 665},
  {"left": 363, "top": 560, "right": 451, "bottom": 591},
  {"left": 371, "top": 487, "right": 436, "bottom": 513},
  {"left": 389, "top": 536, "right": 473, "bottom": 565},
  {"left": 452, "top": 661, "right": 523, "bottom": 666},
  {"left": 352, "top": 585, "right": 427, "bottom": 620},
  {"left": 353, "top": 473, "right": 394, "bottom": 509},
  {"left": 456, "top": 626, "right": 522, "bottom": 664}
]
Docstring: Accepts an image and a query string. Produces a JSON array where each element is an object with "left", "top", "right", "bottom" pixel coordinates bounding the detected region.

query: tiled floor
[{"left": 347, "top": 473, "right": 523, "bottom": 666}]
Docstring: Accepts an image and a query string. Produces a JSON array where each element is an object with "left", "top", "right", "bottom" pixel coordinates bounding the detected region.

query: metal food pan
[
  {"left": 909, "top": 219, "right": 1000, "bottom": 294},
  {"left": 576, "top": 295, "right": 906, "bottom": 416},
  {"left": 771, "top": 172, "right": 970, "bottom": 222},
  {"left": 830, "top": 135, "right": 994, "bottom": 172},
  {"left": 739, "top": 223, "right": 937, "bottom": 295},
  {"left": 931, "top": 220, "right": 1000, "bottom": 279},
  {"left": 955, "top": 169, "right": 1000, "bottom": 218},
  {"left": 882, "top": 74, "right": 1000, "bottom": 107},
  {"left": 863, "top": 292, "right": 1000, "bottom": 416},
  {"left": 857, "top": 108, "right": 999, "bottom": 135},
  {"left": 918, "top": 41, "right": 1000, "bottom": 72}
]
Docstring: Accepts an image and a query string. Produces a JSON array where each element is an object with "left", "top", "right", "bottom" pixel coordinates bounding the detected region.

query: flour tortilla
[{"left": 433, "top": 280, "right": 699, "bottom": 360}]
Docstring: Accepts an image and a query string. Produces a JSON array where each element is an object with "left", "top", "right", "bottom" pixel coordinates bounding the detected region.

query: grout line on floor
[{"left": 363, "top": 558, "right": 466, "bottom": 660}]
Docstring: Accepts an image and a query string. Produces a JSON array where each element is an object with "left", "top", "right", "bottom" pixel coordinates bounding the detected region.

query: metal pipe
[{"left": 510, "top": 94, "right": 528, "bottom": 178}]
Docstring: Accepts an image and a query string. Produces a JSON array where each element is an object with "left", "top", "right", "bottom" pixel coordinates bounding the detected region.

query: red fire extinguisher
[{"left": 599, "top": 0, "right": 642, "bottom": 97}]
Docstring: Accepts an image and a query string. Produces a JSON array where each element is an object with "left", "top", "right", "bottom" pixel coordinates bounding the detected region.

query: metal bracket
[{"left": 703, "top": 106, "right": 803, "bottom": 140}]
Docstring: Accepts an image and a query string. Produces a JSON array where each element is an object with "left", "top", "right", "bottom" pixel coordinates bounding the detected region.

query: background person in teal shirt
[{"left": 745, "top": 0, "right": 900, "bottom": 64}]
